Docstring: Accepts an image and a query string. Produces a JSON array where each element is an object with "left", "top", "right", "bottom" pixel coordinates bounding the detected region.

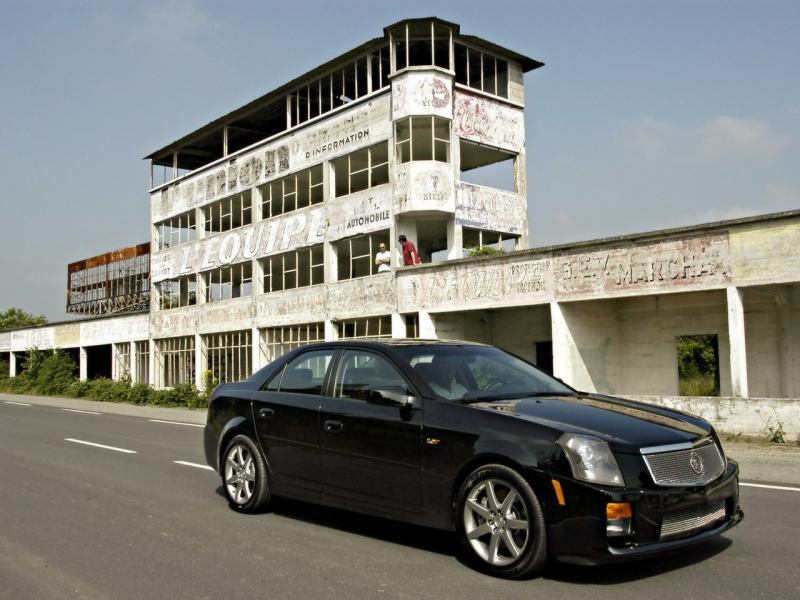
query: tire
[
  {"left": 456, "top": 464, "right": 547, "bottom": 579},
  {"left": 222, "top": 434, "right": 271, "bottom": 513}
]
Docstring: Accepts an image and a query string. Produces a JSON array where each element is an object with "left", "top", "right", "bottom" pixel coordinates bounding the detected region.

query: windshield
[{"left": 394, "top": 345, "right": 575, "bottom": 402}]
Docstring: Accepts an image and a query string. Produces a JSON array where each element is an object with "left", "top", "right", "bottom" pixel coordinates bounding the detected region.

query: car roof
[{"left": 299, "top": 338, "right": 489, "bottom": 349}]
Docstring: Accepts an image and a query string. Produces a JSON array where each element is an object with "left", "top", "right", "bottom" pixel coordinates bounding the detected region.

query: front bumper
[{"left": 544, "top": 459, "right": 743, "bottom": 565}]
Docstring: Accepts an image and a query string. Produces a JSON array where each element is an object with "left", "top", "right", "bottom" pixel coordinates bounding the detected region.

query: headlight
[{"left": 558, "top": 433, "right": 625, "bottom": 486}]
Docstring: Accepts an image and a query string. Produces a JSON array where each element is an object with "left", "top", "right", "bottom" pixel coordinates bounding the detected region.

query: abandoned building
[{"left": 1, "top": 18, "right": 799, "bottom": 434}]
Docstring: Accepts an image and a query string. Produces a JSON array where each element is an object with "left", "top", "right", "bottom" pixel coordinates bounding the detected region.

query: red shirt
[{"left": 401, "top": 241, "right": 419, "bottom": 266}]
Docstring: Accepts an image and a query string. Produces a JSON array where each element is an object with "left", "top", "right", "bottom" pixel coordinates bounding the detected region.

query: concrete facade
[{"left": 1, "top": 19, "right": 799, "bottom": 438}]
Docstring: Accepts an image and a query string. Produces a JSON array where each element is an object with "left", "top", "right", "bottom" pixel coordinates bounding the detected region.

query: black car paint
[{"left": 204, "top": 340, "right": 742, "bottom": 564}]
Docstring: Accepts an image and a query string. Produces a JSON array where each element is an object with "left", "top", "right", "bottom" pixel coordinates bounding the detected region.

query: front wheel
[
  {"left": 456, "top": 464, "right": 547, "bottom": 579},
  {"left": 222, "top": 435, "right": 271, "bottom": 513}
]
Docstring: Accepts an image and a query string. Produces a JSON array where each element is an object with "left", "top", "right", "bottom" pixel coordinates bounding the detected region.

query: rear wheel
[
  {"left": 456, "top": 464, "right": 547, "bottom": 579},
  {"left": 222, "top": 435, "right": 271, "bottom": 513}
]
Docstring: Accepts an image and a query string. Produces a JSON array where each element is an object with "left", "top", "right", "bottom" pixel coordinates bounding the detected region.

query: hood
[{"left": 472, "top": 394, "right": 711, "bottom": 452}]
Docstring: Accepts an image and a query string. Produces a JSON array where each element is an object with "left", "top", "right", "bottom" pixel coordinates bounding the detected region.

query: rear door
[
  {"left": 319, "top": 349, "right": 423, "bottom": 513},
  {"left": 252, "top": 348, "right": 335, "bottom": 501}
]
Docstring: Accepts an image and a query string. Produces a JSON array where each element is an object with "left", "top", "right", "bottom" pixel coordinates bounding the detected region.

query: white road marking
[
  {"left": 149, "top": 419, "right": 204, "bottom": 428},
  {"left": 62, "top": 408, "right": 102, "bottom": 415},
  {"left": 4, "top": 401, "right": 32, "bottom": 406},
  {"left": 174, "top": 460, "right": 214, "bottom": 471},
  {"left": 65, "top": 438, "right": 137, "bottom": 454},
  {"left": 741, "top": 482, "right": 800, "bottom": 493}
]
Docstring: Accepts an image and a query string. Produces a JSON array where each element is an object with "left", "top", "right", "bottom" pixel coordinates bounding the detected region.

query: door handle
[
  {"left": 259, "top": 407, "right": 275, "bottom": 419},
  {"left": 324, "top": 420, "right": 343, "bottom": 433}
]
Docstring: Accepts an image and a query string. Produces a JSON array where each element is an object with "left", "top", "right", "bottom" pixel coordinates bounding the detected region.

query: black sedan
[{"left": 204, "top": 339, "right": 743, "bottom": 578}]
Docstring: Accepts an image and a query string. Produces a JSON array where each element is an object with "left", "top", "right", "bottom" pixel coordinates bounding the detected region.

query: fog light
[{"left": 606, "top": 502, "right": 633, "bottom": 537}]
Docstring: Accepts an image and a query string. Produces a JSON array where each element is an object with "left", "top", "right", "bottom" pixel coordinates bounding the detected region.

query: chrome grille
[
  {"left": 660, "top": 501, "right": 726, "bottom": 540},
  {"left": 642, "top": 440, "right": 725, "bottom": 487}
]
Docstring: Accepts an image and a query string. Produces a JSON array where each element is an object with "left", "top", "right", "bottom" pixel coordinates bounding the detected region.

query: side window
[
  {"left": 266, "top": 350, "right": 335, "bottom": 395},
  {"left": 334, "top": 350, "right": 410, "bottom": 402}
]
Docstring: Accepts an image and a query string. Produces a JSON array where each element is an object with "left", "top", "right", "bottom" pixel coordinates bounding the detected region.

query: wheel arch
[
  {"left": 449, "top": 454, "right": 549, "bottom": 530},
  {"left": 217, "top": 416, "right": 258, "bottom": 471}
]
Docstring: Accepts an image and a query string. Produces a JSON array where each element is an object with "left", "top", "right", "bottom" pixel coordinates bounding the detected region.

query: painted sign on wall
[
  {"left": 453, "top": 91, "right": 524, "bottom": 153},
  {"left": 392, "top": 73, "right": 453, "bottom": 120},
  {"left": 456, "top": 184, "right": 527, "bottom": 235}
]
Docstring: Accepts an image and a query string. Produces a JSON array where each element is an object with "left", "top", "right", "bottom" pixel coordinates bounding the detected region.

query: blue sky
[{"left": 1, "top": 0, "right": 798, "bottom": 320}]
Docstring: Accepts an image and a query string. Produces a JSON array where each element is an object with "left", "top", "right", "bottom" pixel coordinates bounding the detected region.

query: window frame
[{"left": 395, "top": 116, "right": 451, "bottom": 164}]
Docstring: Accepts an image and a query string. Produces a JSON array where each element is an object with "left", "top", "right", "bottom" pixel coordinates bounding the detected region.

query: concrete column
[
  {"left": 79, "top": 347, "right": 88, "bottom": 382},
  {"left": 418, "top": 311, "right": 437, "bottom": 338},
  {"left": 550, "top": 301, "right": 573, "bottom": 387},
  {"left": 9, "top": 352, "right": 17, "bottom": 377},
  {"left": 111, "top": 344, "right": 118, "bottom": 381},
  {"left": 446, "top": 219, "right": 463, "bottom": 260},
  {"left": 391, "top": 313, "right": 407, "bottom": 338},
  {"left": 129, "top": 341, "right": 138, "bottom": 384},
  {"left": 325, "top": 320, "right": 337, "bottom": 341},
  {"left": 727, "top": 286, "right": 749, "bottom": 398},
  {"left": 194, "top": 333, "right": 204, "bottom": 390}
]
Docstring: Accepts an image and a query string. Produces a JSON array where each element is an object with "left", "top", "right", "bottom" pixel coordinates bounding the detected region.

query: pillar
[
  {"left": 726, "top": 286, "right": 749, "bottom": 398},
  {"left": 79, "top": 347, "right": 88, "bottom": 382},
  {"left": 418, "top": 310, "right": 437, "bottom": 338},
  {"left": 391, "top": 313, "right": 407, "bottom": 338}
]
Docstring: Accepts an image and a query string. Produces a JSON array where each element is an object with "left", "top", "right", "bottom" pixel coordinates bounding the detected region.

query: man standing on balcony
[
  {"left": 375, "top": 242, "right": 391, "bottom": 273},
  {"left": 398, "top": 235, "right": 420, "bottom": 266}
]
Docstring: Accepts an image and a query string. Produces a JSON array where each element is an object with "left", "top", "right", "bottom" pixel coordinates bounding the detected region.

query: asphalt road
[{"left": 1, "top": 397, "right": 799, "bottom": 600}]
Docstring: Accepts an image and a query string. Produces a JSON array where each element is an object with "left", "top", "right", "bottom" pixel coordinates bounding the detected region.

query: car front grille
[
  {"left": 641, "top": 439, "right": 725, "bottom": 487},
  {"left": 660, "top": 500, "right": 727, "bottom": 540}
]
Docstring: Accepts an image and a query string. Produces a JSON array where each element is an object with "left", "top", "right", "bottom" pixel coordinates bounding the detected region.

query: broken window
[
  {"left": 260, "top": 244, "right": 324, "bottom": 293},
  {"left": 135, "top": 341, "right": 149, "bottom": 385},
  {"left": 335, "top": 230, "right": 389, "bottom": 280},
  {"left": 459, "top": 140, "right": 516, "bottom": 191},
  {"left": 332, "top": 142, "right": 389, "bottom": 197},
  {"left": 395, "top": 116, "right": 450, "bottom": 163},
  {"left": 203, "top": 330, "right": 252, "bottom": 384},
  {"left": 203, "top": 191, "right": 252, "bottom": 235},
  {"left": 114, "top": 343, "right": 130, "bottom": 379},
  {"left": 453, "top": 43, "right": 509, "bottom": 99},
  {"left": 205, "top": 262, "right": 253, "bottom": 302},
  {"left": 156, "top": 211, "right": 197, "bottom": 250},
  {"left": 336, "top": 315, "right": 392, "bottom": 339},
  {"left": 259, "top": 164, "right": 324, "bottom": 219},
  {"left": 391, "top": 21, "right": 451, "bottom": 71},
  {"left": 289, "top": 45, "right": 389, "bottom": 127},
  {"left": 262, "top": 322, "right": 325, "bottom": 363},
  {"left": 157, "top": 336, "right": 195, "bottom": 388},
  {"left": 462, "top": 227, "right": 519, "bottom": 254},
  {"left": 677, "top": 334, "right": 720, "bottom": 396},
  {"left": 157, "top": 276, "right": 197, "bottom": 310}
]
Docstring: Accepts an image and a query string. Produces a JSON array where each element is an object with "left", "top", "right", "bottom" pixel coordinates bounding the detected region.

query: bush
[
  {"left": 466, "top": 246, "right": 505, "bottom": 257},
  {"left": 36, "top": 350, "right": 78, "bottom": 395}
]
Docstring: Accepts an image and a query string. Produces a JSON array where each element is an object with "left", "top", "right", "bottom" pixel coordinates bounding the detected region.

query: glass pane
[
  {"left": 434, "top": 140, "right": 449, "bottom": 163},
  {"left": 370, "top": 52, "right": 380, "bottom": 92},
  {"left": 344, "top": 63, "right": 356, "bottom": 102},
  {"left": 396, "top": 118, "right": 410, "bottom": 142},
  {"left": 396, "top": 140, "right": 410, "bottom": 164},
  {"left": 336, "top": 240, "right": 351, "bottom": 279},
  {"left": 298, "top": 86, "right": 309, "bottom": 123},
  {"left": 290, "top": 93, "right": 298, "bottom": 127},
  {"left": 309, "top": 81, "right": 320, "bottom": 118},
  {"left": 433, "top": 117, "right": 449, "bottom": 140},
  {"left": 351, "top": 235, "right": 370, "bottom": 257},
  {"left": 380, "top": 46, "right": 390, "bottom": 87},
  {"left": 352, "top": 255, "right": 371, "bottom": 278},
  {"left": 280, "top": 350, "right": 334, "bottom": 395},
  {"left": 413, "top": 116, "right": 433, "bottom": 161}
]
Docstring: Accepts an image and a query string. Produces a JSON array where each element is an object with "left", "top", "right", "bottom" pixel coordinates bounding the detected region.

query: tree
[{"left": 0, "top": 307, "right": 47, "bottom": 330}]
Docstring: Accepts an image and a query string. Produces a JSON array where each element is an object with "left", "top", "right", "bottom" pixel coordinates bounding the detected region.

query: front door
[{"left": 319, "top": 349, "right": 423, "bottom": 514}]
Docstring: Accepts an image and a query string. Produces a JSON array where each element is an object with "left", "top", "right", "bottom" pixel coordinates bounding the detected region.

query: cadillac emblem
[{"left": 689, "top": 451, "right": 704, "bottom": 475}]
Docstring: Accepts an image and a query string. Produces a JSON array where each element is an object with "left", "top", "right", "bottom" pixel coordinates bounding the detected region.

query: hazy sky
[{"left": 1, "top": 0, "right": 798, "bottom": 321}]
